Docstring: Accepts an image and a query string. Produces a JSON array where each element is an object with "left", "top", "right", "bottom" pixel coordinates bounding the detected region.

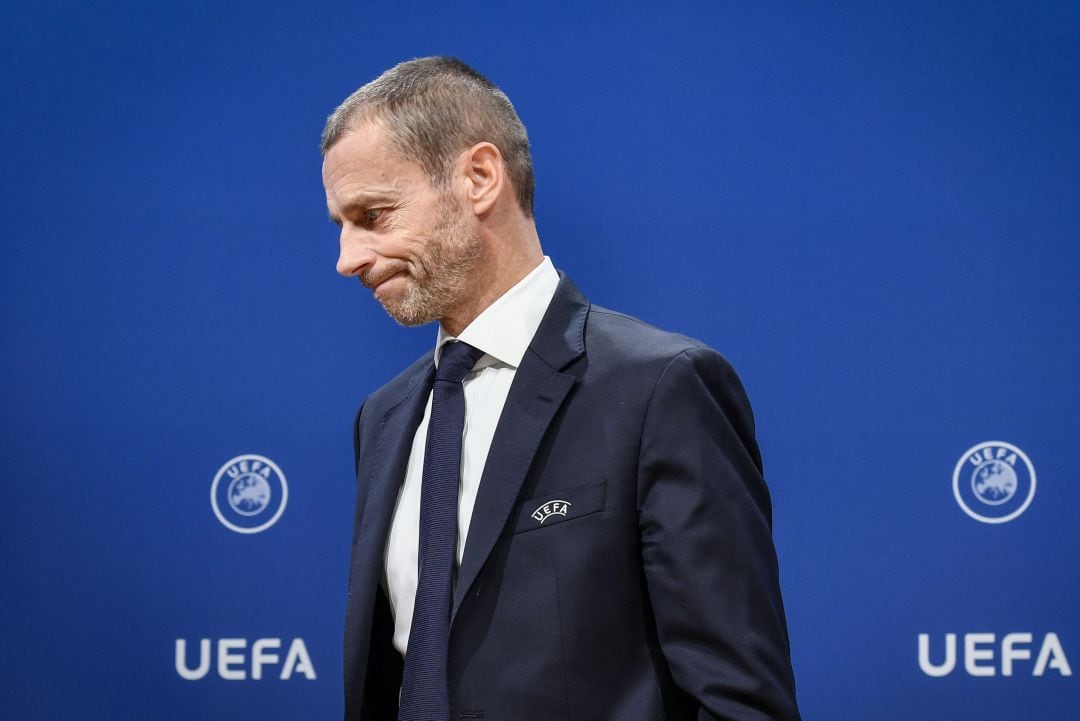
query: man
[{"left": 322, "top": 57, "right": 800, "bottom": 721}]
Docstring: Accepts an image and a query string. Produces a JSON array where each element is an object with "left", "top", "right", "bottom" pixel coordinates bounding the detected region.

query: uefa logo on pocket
[
  {"left": 211, "top": 454, "right": 288, "bottom": 534},
  {"left": 952, "top": 441, "right": 1035, "bottom": 524}
]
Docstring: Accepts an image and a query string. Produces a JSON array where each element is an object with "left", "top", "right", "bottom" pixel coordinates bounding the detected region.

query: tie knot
[{"left": 436, "top": 341, "right": 483, "bottom": 383}]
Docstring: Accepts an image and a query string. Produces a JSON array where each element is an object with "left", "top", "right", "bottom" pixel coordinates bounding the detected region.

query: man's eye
[{"left": 364, "top": 208, "right": 383, "bottom": 223}]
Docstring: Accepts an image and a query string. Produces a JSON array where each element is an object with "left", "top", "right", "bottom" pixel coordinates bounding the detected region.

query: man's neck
[{"left": 439, "top": 223, "right": 544, "bottom": 336}]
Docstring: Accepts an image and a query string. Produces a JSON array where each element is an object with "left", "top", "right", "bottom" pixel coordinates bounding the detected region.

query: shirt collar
[{"left": 434, "top": 256, "right": 559, "bottom": 371}]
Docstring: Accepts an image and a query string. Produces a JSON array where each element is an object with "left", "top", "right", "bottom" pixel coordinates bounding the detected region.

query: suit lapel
[
  {"left": 452, "top": 275, "right": 589, "bottom": 617},
  {"left": 359, "top": 361, "right": 435, "bottom": 570},
  {"left": 348, "top": 359, "right": 433, "bottom": 644},
  {"left": 345, "top": 358, "right": 434, "bottom": 718}
]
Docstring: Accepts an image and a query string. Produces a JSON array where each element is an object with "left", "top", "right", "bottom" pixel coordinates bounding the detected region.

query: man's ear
[{"left": 459, "top": 142, "right": 503, "bottom": 216}]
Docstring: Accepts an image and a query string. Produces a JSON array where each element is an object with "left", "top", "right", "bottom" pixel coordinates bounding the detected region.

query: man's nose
[{"left": 336, "top": 227, "right": 377, "bottom": 277}]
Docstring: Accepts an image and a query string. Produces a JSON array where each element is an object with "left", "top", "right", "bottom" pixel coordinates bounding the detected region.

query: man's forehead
[
  {"left": 324, "top": 125, "right": 384, "bottom": 174},
  {"left": 323, "top": 127, "right": 420, "bottom": 191},
  {"left": 326, "top": 119, "right": 407, "bottom": 166},
  {"left": 323, "top": 137, "right": 439, "bottom": 225}
]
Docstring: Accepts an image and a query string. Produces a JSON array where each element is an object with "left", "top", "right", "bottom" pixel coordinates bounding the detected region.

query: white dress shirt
[{"left": 384, "top": 256, "right": 560, "bottom": 657}]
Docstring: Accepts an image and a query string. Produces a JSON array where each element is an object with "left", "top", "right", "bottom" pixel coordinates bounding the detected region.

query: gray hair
[{"left": 321, "top": 57, "right": 535, "bottom": 217}]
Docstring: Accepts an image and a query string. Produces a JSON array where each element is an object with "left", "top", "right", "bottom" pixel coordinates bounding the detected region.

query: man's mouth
[{"left": 363, "top": 269, "right": 406, "bottom": 296}]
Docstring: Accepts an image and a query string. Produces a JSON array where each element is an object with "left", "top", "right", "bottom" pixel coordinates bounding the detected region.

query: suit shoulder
[
  {"left": 358, "top": 351, "right": 432, "bottom": 420},
  {"left": 586, "top": 304, "right": 729, "bottom": 368}
]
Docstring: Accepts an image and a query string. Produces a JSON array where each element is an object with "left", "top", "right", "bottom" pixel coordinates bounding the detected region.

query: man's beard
[{"left": 369, "top": 195, "right": 483, "bottom": 327}]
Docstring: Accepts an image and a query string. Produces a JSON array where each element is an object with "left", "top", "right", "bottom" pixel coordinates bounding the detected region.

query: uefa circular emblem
[
  {"left": 211, "top": 454, "right": 288, "bottom": 534},
  {"left": 952, "top": 441, "right": 1035, "bottom": 524}
]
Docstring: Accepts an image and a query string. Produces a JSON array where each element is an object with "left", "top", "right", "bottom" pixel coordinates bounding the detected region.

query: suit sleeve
[
  {"left": 352, "top": 401, "right": 365, "bottom": 477},
  {"left": 637, "top": 347, "right": 800, "bottom": 721}
]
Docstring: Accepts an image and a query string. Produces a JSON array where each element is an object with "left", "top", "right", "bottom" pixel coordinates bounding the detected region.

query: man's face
[{"left": 322, "top": 121, "right": 481, "bottom": 326}]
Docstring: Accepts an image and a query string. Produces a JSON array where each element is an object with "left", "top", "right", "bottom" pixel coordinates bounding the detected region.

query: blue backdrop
[{"left": 3, "top": 1, "right": 1077, "bottom": 719}]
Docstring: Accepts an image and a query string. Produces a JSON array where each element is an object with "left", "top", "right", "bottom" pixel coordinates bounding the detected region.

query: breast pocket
[{"left": 505, "top": 479, "right": 607, "bottom": 535}]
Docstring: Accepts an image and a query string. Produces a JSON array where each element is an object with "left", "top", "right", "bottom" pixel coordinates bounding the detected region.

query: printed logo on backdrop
[
  {"left": 175, "top": 638, "right": 315, "bottom": 681},
  {"left": 918, "top": 632, "right": 1071, "bottom": 677},
  {"left": 211, "top": 454, "right": 288, "bottom": 533},
  {"left": 952, "top": 441, "right": 1035, "bottom": 524}
]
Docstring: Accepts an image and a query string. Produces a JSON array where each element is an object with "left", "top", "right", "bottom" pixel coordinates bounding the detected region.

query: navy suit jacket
[{"left": 344, "top": 275, "right": 800, "bottom": 720}]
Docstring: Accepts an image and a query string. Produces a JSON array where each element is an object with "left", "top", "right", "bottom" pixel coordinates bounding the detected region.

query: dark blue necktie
[{"left": 399, "top": 340, "right": 484, "bottom": 721}]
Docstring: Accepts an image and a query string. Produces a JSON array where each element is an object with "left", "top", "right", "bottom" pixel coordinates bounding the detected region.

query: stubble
[{"left": 376, "top": 195, "right": 483, "bottom": 327}]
